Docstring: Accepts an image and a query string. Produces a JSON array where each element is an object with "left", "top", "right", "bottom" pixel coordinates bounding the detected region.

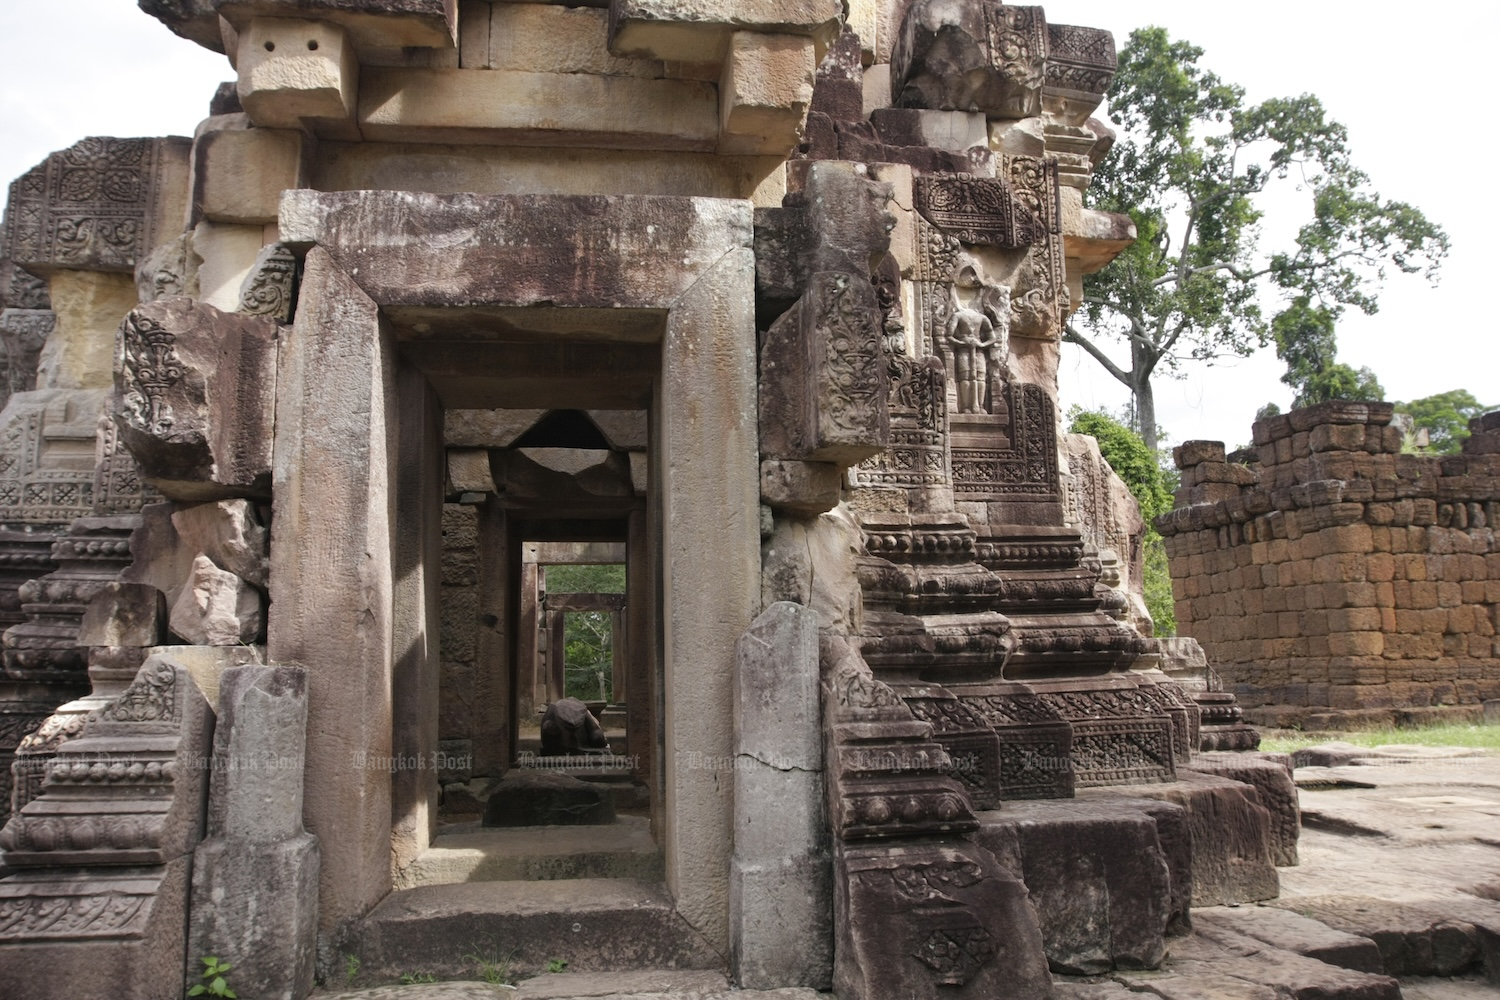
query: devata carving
[{"left": 118, "top": 312, "right": 184, "bottom": 436}]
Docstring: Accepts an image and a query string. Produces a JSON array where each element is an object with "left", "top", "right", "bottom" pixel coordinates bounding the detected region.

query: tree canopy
[
  {"left": 1394, "top": 390, "right": 1491, "bottom": 455},
  {"left": 1070, "top": 26, "right": 1448, "bottom": 452}
]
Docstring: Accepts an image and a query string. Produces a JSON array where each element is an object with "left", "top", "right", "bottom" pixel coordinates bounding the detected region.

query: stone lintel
[
  {"left": 278, "top": 189, "right": 752, "bottom": 310},
  {"left": 359, "top": 68, "right": 719, "bottom": 152}
]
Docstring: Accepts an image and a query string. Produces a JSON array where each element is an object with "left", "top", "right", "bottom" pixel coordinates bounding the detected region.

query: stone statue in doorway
[{"left": 540, "top": 697, "right": 612, "bottom": 756}]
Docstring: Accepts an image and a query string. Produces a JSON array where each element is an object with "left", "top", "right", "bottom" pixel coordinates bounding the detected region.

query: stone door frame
[{"left": 269, "top": 190, "right": 760, "bottom": 954}]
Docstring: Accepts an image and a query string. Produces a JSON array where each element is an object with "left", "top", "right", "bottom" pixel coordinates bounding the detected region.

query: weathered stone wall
[{"left": 1158, "top": 401, "right": 1500, "bottom": 728}]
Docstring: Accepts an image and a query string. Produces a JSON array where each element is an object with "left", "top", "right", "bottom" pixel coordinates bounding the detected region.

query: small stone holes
[
  {"left": 308, "top": 39, "right": 319, "bottom": 51},
  {"left": 264, "top": 40, "right": 275, "bottom": 51}
]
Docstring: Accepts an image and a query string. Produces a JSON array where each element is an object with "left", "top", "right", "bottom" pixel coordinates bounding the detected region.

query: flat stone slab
[
  {"left": 347, "top": 879, "right": 722, "bottom": 984},
  {"left": 1267, "top": 895, "right": 1489, "bottom": 978},
  {"left": 1194, "top": 905, "right": 1384, "bottom": 974},
  {"left": 1112, "top": 923, "right": 1402, "bottom": 1000},
  {"left": 513, "top": 971, "right": 727, "bottom": 999},
  {"left": 396, "top": 817, "right": 662, "bottom": 889},
  {"left": 1294, "top": 743, "right": 1493, "bottom": 768}
]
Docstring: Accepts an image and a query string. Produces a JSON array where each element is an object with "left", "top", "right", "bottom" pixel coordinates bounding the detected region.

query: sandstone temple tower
[{"left": 0, "top": 3, "right": 1297, "bottom": 998}]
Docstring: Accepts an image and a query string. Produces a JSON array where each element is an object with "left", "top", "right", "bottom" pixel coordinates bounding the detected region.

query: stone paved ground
[{"left": 315, "top": 748, "right": 1500, "bottom": 1000}]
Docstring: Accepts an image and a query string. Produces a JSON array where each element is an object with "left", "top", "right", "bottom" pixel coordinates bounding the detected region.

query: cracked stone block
[{"left": 169, "top": 553, "right": 262, "bottom": 646}]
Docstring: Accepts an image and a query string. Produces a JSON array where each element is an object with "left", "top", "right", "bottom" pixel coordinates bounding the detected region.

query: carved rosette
[{"left": 3, "top": 138, "right": 172, "bottom": 274}]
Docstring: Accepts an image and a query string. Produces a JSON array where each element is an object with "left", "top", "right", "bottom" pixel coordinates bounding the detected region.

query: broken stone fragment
[
  {"left": 759, "top": 271, "right": 889, "bottom": 467},
  {"left": 169, "top": 553, "right": 263, "bottom": 645},
  {"left": 892, "top": 0, "right": 1048, "bottom": 118},
  {"left": 78, "top": 581, "right": 167, "bottom": 648},
  {"left": 170, "top": 498, "right": 270, "bottom": 588},
  {"left": 113, "top": 297, "right": 278, "bottom": 501}
]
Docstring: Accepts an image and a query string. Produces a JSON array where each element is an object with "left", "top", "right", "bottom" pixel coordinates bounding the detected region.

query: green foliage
[
  {"left": 1260, "top": 722, "right": 1500, "bottom": 753},
  {"left": 1071, "top": 26, "right": 1448, "bottom": 451},
  {"left": 1142, "top": 535, "right": 1177, "bottom": 638},
  {"left": 345, "top": 954, "right": 360, "bottom": 987},
  {"left": 546, "top": 959, "right": 569, "bottom": 974},
  {"left": 1068, "top": 408, "right": 1174, "bottom": 523},
  {"left": 188, "top": 957, "right": 237, "bottom": 999},
  {"left": 400, "top": 973, "right": 439, "bottom": 985},
  {"left": 1394, "top": 389, "right": 1490, "bottom": 455},
  {"left": 1270, "top": 296, "right": 1383, "bottom": 406},
  {"left": 544, "top": 564, "right": 626, "bottom": 702},
  {"left": 463, "top": 941, "right": 515, "bottom": 986}
]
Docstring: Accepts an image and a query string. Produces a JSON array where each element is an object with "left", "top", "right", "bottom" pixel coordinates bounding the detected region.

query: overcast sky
[{"left": 1, "top": 2, "right": 1492, "bottom": 449}]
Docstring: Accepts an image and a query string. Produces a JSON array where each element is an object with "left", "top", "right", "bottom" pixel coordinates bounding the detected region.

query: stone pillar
[
  {"left": 188, "top": 664, "right": 319, "bottom": 1000},
  {"left": 731, "top": 602, "right": 831, "bottom": 989},
  {"left": 517, "top": 559, "right": 541, "bottom": 721},
  {"left": 547, "top": 609, "right": 566, "bottom": 703},
  {"left": 626, "top": 507, "right": 654, "bottom": 791},
  {"left": 268, "top": 247, "right": 395, "bottom": 935},
  {"left": 391, "top": 363, "right": 442, "bottom": 874},
  {"left": 610, "top": 609, "right": 626, "bottom": 703},
  {"left": 659, "top": 246, "right": 760, "bottom": 953}
]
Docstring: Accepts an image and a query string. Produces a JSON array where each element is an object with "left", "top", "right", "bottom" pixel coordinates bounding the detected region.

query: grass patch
[{"left": 1260, "top": 721, "right": 1500, "bottom": 755}]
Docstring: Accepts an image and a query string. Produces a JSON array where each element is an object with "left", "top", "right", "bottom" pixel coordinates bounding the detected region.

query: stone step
[
  {"left": 316, "top": 970, "right": 827, "bottom": 1000},
  {"left": 397, "top": 817, "right": 663, "bottom": 889},
  {"left": 346, "top": 879, "right": 723, "bottom": 986}
]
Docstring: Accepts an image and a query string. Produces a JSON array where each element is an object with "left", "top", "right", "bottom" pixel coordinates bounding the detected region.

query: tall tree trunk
[{"left": 1130, "top": 337, "right": 1160, "bottom": 454}]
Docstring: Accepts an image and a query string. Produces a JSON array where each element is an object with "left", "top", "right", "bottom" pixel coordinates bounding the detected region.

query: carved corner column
[
  {"left": 821, "top": 634, "right": 1054, "bottom": 1000},
  {"left": 0, "top": 654, "right": 214, "bottom": 999}
]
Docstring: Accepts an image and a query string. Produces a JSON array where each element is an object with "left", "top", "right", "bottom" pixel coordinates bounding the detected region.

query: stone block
[
  {"left": 1091, "top": 772, "right": 1279, "bottom": 907},
  {"left": 759, "top": 272, "right": 888, "bottom": 466},
  {"left": 447, "top": 448, "right": 497, "bottom": 494},
  {"left": 1175, "top": 440, "right": 1227, "bottom": 468},
  {"left": 891, "top": 0, "right": 1047, "bottom": 118},
  {"left": 759, "top": 459, "right": 841, "bottom": 515},
  {"left": 171, "top": 499, "right": 270, "bottom": 588},
  {"left": 194, "top": 127, "right": 307, "bottom": 225},
  {"left": 1186, "top": 752, "right": 1299, "bottom": 866},
  {"left": 608, "top": 0, "right": 842, "bottom": 65},
  {"left": 2, "top": 136, "right": 191, "bottom": 277},
  {"left": 114, "top": 298, "right": 278, "bottom": 500},
  {"left": 834, "top": 840, "right": 1054, "bottom": 1000},
  {"left": 0, "top": 857, "right": 194, "bottom": 1000},
  {"left": 975, "top": 799, "right": 1173, "bottom": 974},
  {"left": 1194, "top": 905, "right": 1385, "bottom": 974},
  {"left": 169, "top": 553, "right": 263, "bottom": 645},
  {"left": 358, "top": 67, "right": 719, "bottom": 150},
  {"left": 192, "top": 221, "right": 265, "bottom": 312},
  {"left": 236, "top": 17, "right": 359, "bottom": 129},
  {"left": 731, "top": 852, "right": 833, "bottom": 990},
  {"left": 188, "top": 663, "right": 317, "bottom": 1000},
  {"left": 39, "top": 270, "right": 138, "bottom": 391},
  {"left": 77, "top": 582, "right": 166, "bottom": 648},
  {"left": 489, "top": 4, "right": 661, "bottom": 77},
  {"left": 217, "top": 0, "right": 457, "bottom": 51},
  {"left": 189, "top": 834, "right": 319, "bottom": 1000},
  {"left": 870, "top": 107, "right": 988, "bottom": 152},
  {"left": 719, "top": 32, "right": 817, "bottom": 156}
]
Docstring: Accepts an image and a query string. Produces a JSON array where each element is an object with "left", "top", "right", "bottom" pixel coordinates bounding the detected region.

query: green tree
[
  {"left": 1068, "top": 408, "right": 1177, "bottom": 636},
  {"left": 1269, "top": 296, "right": 1383, "bottom": 407},
  {"left": 1070, "top": 27, "right": 1448, "bottom": 452},
  {"left": 544, "top": 564, "right": 625, "bottom": 702},
  {"left": 1394, "top": 390, "right": 1490, "bottom": 455}
]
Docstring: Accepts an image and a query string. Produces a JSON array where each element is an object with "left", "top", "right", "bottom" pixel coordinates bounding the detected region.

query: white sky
[{"left": 1, "top": 1, "right": 1494, "bottom": 450}]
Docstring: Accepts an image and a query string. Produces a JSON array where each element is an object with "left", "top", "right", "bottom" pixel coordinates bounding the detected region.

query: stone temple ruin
[
  {"left": 1161, "top": 404, "right": 1500, "bottom": 731},
  {"left": 0, "top": 1, "right": 1319, "bottom": 997}
]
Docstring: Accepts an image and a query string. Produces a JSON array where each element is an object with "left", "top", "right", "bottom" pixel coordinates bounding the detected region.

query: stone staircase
[{"left": 344, "top": 767, "right": 712, "bottom": 987}]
